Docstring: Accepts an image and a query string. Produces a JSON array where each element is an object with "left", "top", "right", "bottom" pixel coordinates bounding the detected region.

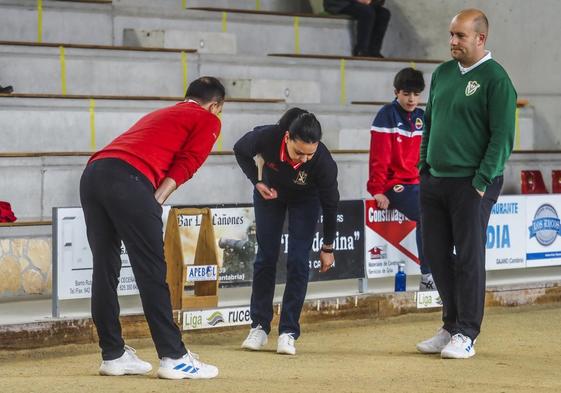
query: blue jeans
[
  {"left": 385, "top": 184, "right": 430, "bottom": 274},
  {"left": 250, "top": 191, "right": 320, "bottom": 339}
]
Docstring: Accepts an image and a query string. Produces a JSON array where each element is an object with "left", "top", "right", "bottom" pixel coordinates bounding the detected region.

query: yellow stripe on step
[
  {"left": 37, "top": 0, "right": 43, "bottom": 43},
  {"left": 222, "top": 12, "right": 227, "bottom": 33},
  {"left": 514, "top": 107, "right": 521, "bottom": 150},
  {"left": 89, "top": 99, "right": 96, "bottom": 151},
  {"left": 293, "top": 16, "right": 300, "bottom": 55},
  {"left": 59, "top": 46, "right": 67, "bottom": 95},
  {"left": 339, "top": 58, "right": 346, "bottom": 105},
  {"left": 181, "top": 51, "right": 188, "bottom": 96},
  {"left": 216, "top": 112, "right": 223, "bottom": 152}
]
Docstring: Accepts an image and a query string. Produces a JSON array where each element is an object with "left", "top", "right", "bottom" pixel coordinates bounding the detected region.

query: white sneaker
[
  {"left": 277, "top": 333, "right": 296, "bottom": 355},
  {"left": 99, "top": 345, "right": 153, "bottom": 376},
  {"left": 157, "top": 350, "right": 219, "bottom": 379},
  {"left": 241, "top": 325, "right": 268, "bottom": 351},
  {"left": 419, "top": 273, "right": 437, "bottom": 291},
  {"left": 416, "top": 328, "right": 451, "bottom": 354},
  {"left": 441, "top": 333, "right": 476, "bottom": 359}
]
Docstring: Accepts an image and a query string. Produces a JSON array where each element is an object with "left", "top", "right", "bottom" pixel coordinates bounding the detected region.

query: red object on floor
[
  {"left": 0, "top": 201, "right": 17, "bottom": 223},
  {"left": 552, "top": 170, "right": 561, "bottom": 194},
  {"left": 520, "top": 170, "right": 548, "bottom": 194}
]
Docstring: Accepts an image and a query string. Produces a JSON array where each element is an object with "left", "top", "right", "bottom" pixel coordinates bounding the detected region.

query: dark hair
[
  {"left": 288, "top": 113, "right": 322, "bottom": 143},
  {"left": 278, "top": 107, "right": 308, "bottom": 131},
  {"left": 185, "top": 76, "right": 226, "bottom": 104},
  {"left": 393, "top": 67, "right": 425, "bottom": 93}
]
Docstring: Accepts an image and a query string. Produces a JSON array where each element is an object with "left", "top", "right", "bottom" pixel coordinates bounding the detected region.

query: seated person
[{"left": 324, "top": 0, "right": 390, "bottom": 57}]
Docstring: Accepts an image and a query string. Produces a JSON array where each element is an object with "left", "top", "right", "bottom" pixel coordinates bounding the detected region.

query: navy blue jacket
[{"left": 234, "top": 125, "right": 339, "bottom": 244}]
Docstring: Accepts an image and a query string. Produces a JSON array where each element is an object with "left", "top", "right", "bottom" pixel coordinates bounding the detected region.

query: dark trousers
[
  {"left": 250, "top": 192, "right": 320, "bottom": 339},
  {"left": 80, "top": 158, "right": 187, "bottom": 361},
  {"left": 420, "top": 174, "right": 503, "bottom": 341},
  {"left": 339, "top": 2, "right": 391, "bottom": 56},
  {"left": 385, "top": 184, "right": 429, "bottom": 274}
]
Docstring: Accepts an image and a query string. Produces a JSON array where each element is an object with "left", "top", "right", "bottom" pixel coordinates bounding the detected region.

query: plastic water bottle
[{"left": 394, "top": 263, "right": 406, "bottom": 292}]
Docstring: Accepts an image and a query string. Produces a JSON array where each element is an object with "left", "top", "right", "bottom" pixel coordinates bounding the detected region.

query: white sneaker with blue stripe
[
  {"left": 99, "top": 345, "right": 153, "bottom": 376},
  {"left": 440, "top": 333, "right": 476, "bottom": 359},
  {"left": 157, "top": 350, "right": 219, "bottom": 379}
]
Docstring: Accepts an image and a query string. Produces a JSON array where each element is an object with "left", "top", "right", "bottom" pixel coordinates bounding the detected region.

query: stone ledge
[{"left": 1, "top": 281, "right": 560, "bottom": 350}]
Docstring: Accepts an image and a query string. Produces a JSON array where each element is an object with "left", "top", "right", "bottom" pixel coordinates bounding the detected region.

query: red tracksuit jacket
[{"left": 367, "top": 99, "right": 424, "bottom": 195}]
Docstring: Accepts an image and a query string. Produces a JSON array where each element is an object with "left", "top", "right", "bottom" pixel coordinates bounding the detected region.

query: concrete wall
[
  {"left": 113, "top": 0, "right": 311, "bottom": 13},
  {"left": 113, "top": 9, "right": 352, "bottom": 56},
  {"left": 0, "top": 97, "right": 379, "bottom": 152},
  {"left": 1, "top": 147, "right": 561, "bottom": 301},
  {"left": 0, "top": 153, "right": 372, "bottom": 220},
  {"left": 0, "top": 0, "right": 112, "bottom": 44},
  {"left": 0, "top": 44, "right": 436, "bottom": 104},
  {"left": 2, "top": 151, "right": 559, "bottom": 221},
  {"left": 1, "top": 0, "right": 553, "bottom": 147},
  {"left": 383, "top": 0, "right": 561, "bottom": 149}
]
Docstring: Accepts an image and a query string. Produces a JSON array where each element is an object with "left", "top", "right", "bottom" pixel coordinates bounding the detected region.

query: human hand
[
  {"left": 374, "top": 193, "right": 390, "bottom": 209},
  {"left": 319, "top": 249, "right": 335, "bottom": 273},
  {"left": 475, "top": 188, "right": 484, "bottom": 197},
  {"left": 256, "top": 182, "right": 278, "bottom": 200},
  {"left": 154, "top": 177, "right": 177, "bottom": 204}
]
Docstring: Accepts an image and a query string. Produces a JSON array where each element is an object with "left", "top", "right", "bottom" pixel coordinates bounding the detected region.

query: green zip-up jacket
[{"left": 419, "top": 57, "right": 517, "bottom": 192}]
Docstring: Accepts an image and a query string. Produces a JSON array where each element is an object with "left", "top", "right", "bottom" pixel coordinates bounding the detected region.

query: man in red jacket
[{"left": 80, "top": 76, "right": 224, "bottom": 380}]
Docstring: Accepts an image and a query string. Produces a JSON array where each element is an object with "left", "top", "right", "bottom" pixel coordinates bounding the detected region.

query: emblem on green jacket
[{"left": 465, "top": 80, "right": 481, "bottom": 96}]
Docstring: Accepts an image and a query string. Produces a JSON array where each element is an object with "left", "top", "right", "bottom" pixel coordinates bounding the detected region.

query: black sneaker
[{"left": 0, "top": 85, "right": 14, "bottom": 94}]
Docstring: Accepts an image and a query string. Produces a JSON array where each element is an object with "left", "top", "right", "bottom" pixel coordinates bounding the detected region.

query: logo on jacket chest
[
  {"left": 465, "top": 80, "right": 481, "bottom": 96},
  {"left": 294, "top": 170, "right": 308, "bottom": 186}
]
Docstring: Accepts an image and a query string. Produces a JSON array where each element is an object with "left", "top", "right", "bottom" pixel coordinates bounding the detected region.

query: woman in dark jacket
[{"left": 234, "top": 108, "right": 339, "bottom": 356}]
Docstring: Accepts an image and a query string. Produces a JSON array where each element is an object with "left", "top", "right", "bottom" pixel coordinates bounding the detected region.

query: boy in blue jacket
[{"left": 367, "top": 67, "right": 435, "bottom": 290}]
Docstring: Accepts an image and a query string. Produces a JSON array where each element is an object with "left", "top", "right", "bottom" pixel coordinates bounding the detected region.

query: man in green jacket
[{"left": 416, "top": 9, "right": 516, "bottom": 359}]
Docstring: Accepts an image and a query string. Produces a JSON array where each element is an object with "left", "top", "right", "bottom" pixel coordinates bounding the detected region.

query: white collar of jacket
[{"left": 458, "top": 50, "right": 492, "bottom": 74}]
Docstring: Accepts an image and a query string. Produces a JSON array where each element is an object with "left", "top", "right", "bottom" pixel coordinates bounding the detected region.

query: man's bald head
[
  {"left": 453, "top": 9, "right": 489, "bottom": 34},
  {"left": 449, "top": 8, "right": 489, "bottom": 66}
]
